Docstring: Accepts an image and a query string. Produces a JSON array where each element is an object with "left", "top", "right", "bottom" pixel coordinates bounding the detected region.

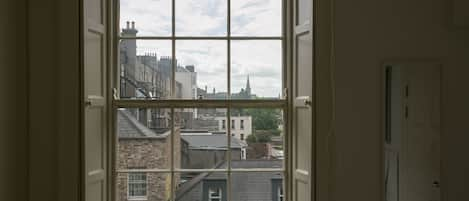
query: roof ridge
[{"left": 119, "top": 109, "right": 158, "bottom": 137}]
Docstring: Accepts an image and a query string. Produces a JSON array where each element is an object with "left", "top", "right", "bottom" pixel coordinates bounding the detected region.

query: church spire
[{"left": 246, "top": 75, "right": 251, "bottom": 95}]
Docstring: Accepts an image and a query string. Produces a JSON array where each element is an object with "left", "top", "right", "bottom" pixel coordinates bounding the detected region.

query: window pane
[
  {"left": 176, "top": 40, "right": 227, "bottom": 99},
  {"left": 116, "top": 108, "right": 172, "bottom": 169},
  {"left": 119, "top": 40, "right": 172, "bottom": 99},
  {"left": 120, "top": 0, "right": 172, "bottom": 36},
  {"left": 231, "top": 40, "right": 282, "bottom": 99},
  {"left": 175, "top": 108, "right": 230, "bottom": 170},
  {"left": 175, "top": 172, "right": 227, "bottom": 201},
  {"left": 231, "top": 108, "right": 284, "bottom": 168},
  {"left": 117, "top": 172, "right": 171, "bottom": 201},
  {"left": 176, "top": 0, "right": 227, "bottom": 36},
  {"left": 231, "top": 0, "right": 282, "bottom": 36},
  {"left": 231, "top": 172, "right": 283, "bottom": 201}
]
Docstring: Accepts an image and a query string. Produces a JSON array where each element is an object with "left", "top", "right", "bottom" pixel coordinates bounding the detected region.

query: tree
[
  {"left": 246, "top": 132, "right": 272, "bottom": 144},
  {"left": 244, "top": 108, "right": 281, "bottom": 130}
]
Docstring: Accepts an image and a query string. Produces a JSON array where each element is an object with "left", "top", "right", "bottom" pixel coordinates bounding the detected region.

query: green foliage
[
  {"left": 237, "top": 108, "right": 281, "bottom": 130},
  {"left": 234, "top": 108, "right": 282, "bottom": 143},
  {"left": 246, "top": 134, "right": 257, "bottom": 144},
  {"left": 246, "top": 132, "right": 272, "bottom": 144}
]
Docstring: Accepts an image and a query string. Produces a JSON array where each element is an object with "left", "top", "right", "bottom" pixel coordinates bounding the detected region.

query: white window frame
[
  {"left": 111, "top": 0, "right": 292, "bottom": 200},
  {"left": 208, "top": 187, "right": 223, "bottom": 201},
  {"left": 127, "top": 172, "right": 148, "bottom": 200},
  {"left": 278, "top": 185, "right": 284, "bottom": 201}
]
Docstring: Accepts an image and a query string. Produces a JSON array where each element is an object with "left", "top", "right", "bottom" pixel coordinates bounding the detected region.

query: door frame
[{"left": 380, "top": 59, "right": 444, "bottom": 201}]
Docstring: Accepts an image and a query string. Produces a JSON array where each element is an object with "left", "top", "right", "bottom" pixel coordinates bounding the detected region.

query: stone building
[
  {"left": 117, "top": 109, "right": 187, "bottom": 201},
  {"left": 180, "top": 134, "right": 247, "bottom": 169},
  {"left": 176, "top": 160, "right": 283, "bottom": 201},
  {"left": 215, "top": 115, "right": 252, "bottom": 143}
]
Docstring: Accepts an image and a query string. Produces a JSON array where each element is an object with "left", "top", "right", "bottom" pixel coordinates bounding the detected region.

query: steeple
[{"left": 245, "top": 75, "right": 251, "bottom": 95}]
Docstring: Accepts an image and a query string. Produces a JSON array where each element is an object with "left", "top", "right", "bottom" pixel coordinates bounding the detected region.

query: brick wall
[{"left": 116, "top": 129, "right": 182, "bottom": 201}]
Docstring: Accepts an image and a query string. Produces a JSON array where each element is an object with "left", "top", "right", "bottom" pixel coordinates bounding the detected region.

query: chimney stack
[
  {"left": 131, "top": 21, "right": 135, "bottom": 29},
  {"left": 126, "top": 21, "right": 130, "bottom": 29}
]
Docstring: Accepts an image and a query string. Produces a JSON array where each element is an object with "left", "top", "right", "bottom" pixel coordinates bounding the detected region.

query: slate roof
[
  {"left": 117, "top": 109, "right": 169, "bottom": 139},
  {"left": 181, "top": 134, "right": 247, "bottom": 150},
  {"left": 176, "top": 160, "right": 283, "bottom": 201}
]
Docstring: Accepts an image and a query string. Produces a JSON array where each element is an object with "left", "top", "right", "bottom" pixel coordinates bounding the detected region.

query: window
[
  {"left": 208, "top": 187, "right": 223, "bottom": 201},
  {"left": 278, "top": 186, "right": 284, "bottom": 201},
  {"left": 231, "top": 119, "right": 235, "bottom": 130},
  {"left": 128, "top": 172, "right": 147, "bottom": 200},
  {"left": 271, "top": 179, "right": 283, "bottom": 201},
  {"left": 115, "top": 0, "right": 286, "bottom": 200}
]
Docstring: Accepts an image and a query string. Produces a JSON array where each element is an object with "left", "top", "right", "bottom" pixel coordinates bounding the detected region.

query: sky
[{"left": 120, "top": 0, "right": 282, "bottom": 98}]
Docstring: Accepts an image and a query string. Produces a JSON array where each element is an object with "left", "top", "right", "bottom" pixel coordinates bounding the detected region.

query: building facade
[{"left": 215, "top": 116, "right": 252, "bottom": 142}]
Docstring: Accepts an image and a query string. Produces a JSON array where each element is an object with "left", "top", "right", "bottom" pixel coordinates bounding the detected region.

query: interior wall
[
  {"left": 27, "top": 0, "right": 81, "bottom": 200},
  {"left": 332, "top": 0, "right": 469, "bottom": 201},
  {"left": 0, "top": 0, "right": 28, "bottom": 200}
]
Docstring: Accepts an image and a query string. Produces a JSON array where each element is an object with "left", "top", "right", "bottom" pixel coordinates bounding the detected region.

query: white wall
[{"left": 329, "top": 0, "right": 469, "bottom": 201}]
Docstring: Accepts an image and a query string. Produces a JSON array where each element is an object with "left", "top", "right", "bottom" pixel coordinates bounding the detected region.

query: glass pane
[
  {"left": 117, "top": 172, "right": 171, "bottom": 201},
  {"left": 119, "top": 40, "right": 172, "bottom": 99},
  {"left": 231, "top": 0, "right": 282, "bottom": 36},
  {"left": 116, "top": 108, "right": 172, "bottom": 169},
  {"left": 231, "top": 108, "right": 284, "bottom": 168},
  {"left": 120, "top": 0, "right": 172, "bottom": 36},
  {"left": 298, "top": 0, "right": 311, "bottom": 25},
  {"left": 175, "top": 172, "right": 227, "bottom": 201},
  {"left": 175, "top": 108, "right": 230, "bottom": 169},
  {"left": 176, "top": 0, "right": 227, "bottom": 36},
  {"left": 231, "top": 40, "right": 282, "bottom": 99},
  {"left": 176, "top": 40, "right": 227, "bottom": 99},
  {"left": 231, "top": 172, "right": 284, "bottom": 201}
]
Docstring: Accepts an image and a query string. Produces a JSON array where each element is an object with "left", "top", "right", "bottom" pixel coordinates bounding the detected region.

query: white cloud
[{"left": 121, "top": 0, "right": 283, "bottom": 97}]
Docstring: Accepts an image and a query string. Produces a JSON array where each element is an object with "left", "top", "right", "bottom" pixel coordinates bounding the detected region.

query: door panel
[
  {"left": 83, "top": 0, "right": 108, "bottom": 199},
  {"left": 292, "top": 0, "right": 313, "bottom": 200},
  {"left": 385, "top": 63, "right": 441, "bottom": 201},
  {"left": 401, "top": 64, "right": 441, "bottom": 201}
]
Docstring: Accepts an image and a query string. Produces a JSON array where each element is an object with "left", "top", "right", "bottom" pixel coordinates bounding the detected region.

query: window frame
[
  {"left": 208, "top": 187, "right": 223, "bottom": 201},
  {"left": 110, "top": 0, "right": 293, "bottom": 200},
  {"left": 127, "top": 172, "right": 148, "bottom": 200}
]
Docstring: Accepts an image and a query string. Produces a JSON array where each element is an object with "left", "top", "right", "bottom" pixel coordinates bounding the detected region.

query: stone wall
[{"left": 116, "top": 129, "right": 182, "bottom": 201}]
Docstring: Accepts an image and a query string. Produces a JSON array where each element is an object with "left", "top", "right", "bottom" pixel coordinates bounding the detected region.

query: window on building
[
  {"left": 271, "top": 179, "right": 283, "bottom": 201},
  {"left": 278, "top": 186, "right": 284, "bottom": 201},
  {"left": 240, "top": 134, "right": 244, "bottom": 141},
  {"left": 115, "top": 0, "right": 286, "bottom": 200},
  {"left": 128, "top": 172, "right": 147, "bottom": 200},
  {"left": 208, "top": 187, "right": 223, "bottom": 201}
]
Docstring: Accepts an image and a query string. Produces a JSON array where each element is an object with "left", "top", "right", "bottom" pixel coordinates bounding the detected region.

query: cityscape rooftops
[
  {"left": 181, "top": 134, "right": 247, "bottom": 150},
  {"left": 117, "top": 109, "right": 170, "bottom": 139}
]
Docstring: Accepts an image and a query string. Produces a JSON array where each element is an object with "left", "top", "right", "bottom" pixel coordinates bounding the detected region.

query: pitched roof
[
  {"left": 117, "top": 109, "right": 169, "bottom": 139},
  {"left": 176, "top": 160, "right": 283, "bottom": 201},
  {"left": 181, "top": 134, "right": 247, "bottom": 150}
]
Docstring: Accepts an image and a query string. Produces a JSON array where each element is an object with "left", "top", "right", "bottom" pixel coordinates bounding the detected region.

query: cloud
[{"left": 121, "top": 0, "right": 283, "bottom": 97}]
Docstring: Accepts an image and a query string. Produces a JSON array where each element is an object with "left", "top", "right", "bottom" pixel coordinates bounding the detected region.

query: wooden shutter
[
  {"left": 82, "top": 0, "right": 108, "bottom": 200},
  {"left": 292, "top": 0, "right": 314, "bottom": 200}
]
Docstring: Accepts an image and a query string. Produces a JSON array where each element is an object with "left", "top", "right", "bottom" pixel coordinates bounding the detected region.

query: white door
[
  {"left": 83, "top": 0, "right": 108, "bottom": 200},
  {"left": 292, "top": 0, "right": 314, "bottom": 200},
  {"left": 400, "top": 64, "right": 441, "bottom": 201}
]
